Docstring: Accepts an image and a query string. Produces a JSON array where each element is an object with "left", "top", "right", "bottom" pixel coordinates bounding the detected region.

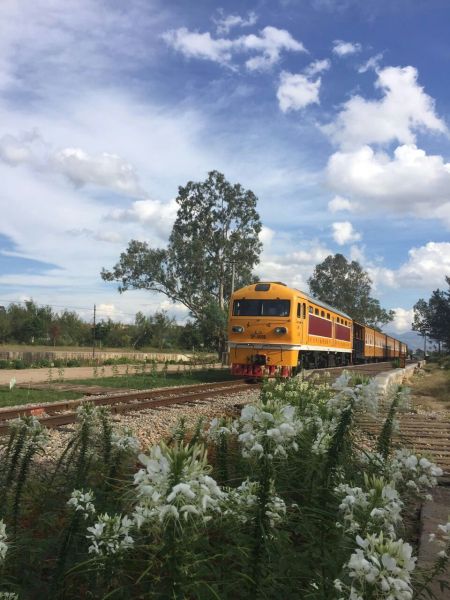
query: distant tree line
[
  {"left": 412, "top": 276, "right": 450, "bottom": 353},
  {"left": 0, "top": 301, "right": 212, "bottom": 351}
]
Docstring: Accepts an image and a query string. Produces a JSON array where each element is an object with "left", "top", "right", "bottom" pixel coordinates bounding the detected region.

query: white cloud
[
  {"left": 213, "top": 11, "right": 257, "bottom": 35},
  {"left": 358, "top": 52, "right": 383, "bottom": 73},
  {"left": 332, "top": 40, "right": 361, "bottom": 57},
  {"left": 0, "top": 132, "right": 38, "bottom": 165},
  {"left": 52, "top": 148, "right": 144, "bottom": 196},
  {"left": 0, "top": 132, "right": 145, "bottom": 198},
  {"left": 277, "top": 72, "right": 321, "bottom": 112},
  {"left": 305, "top": 58, "right": 331, "bottom": 76},
  {"left": 332, "top": 221, "right": 361, "bottom": 245},
  {"left": 259, "top": 225, "right": 275, "bottom": 247},
  {"left": 163, "top": 25, "right": 306, "bottom": 71},
  {"left": 162, "top": 28, "right": 235, "bottom": 65},
  {"left": 256, "top": 238, "right": 333, "bottom": 291},
  {"left": 323, "top": 67, "right": 447, "bottom": 149},
  {"left": 389, "top": 308, "right": 414, "bottom": 334},
  {"left": 323, "top": 66, "right": 447, "bottom": 149},
  {"left": 368, "top": 242, "right": 450, "bottom": 291},
  {"left": 108, "top": 199, "right": 178, "bottom": 240},
  {"left": 328, "top": 195, "right": 357, "bottom": 213},
  {"left": 327, "top": 144, "right": 450, "bottom": 225},
  {"left": 243, "top": 27, "right": 306, "bottom": 71}
]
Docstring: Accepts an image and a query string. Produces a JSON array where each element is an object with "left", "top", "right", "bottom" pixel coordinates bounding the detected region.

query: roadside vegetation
[
  {"left": 0, "top": 375, "right": 448, "bottom": 599},
  {"left": 409, "top": 360, "right": 450, "bottom": 411}
]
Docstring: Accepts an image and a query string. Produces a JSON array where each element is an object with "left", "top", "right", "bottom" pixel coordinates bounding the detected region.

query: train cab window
[
  {"left": 303, "top": 303, "right": 306, "bottom": 319},
  {"left": 233, "top": 299, "right": 290, "bottom": 317},
  {"left": 297, "top": 303, "right": 301, "bottom": 318},
  {"left": 315, "top": 308, "right": 319, "bottom": 315}
]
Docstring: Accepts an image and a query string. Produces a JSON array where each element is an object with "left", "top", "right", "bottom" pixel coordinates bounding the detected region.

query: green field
[
  {"left": 69, "top": 369, "right": 236, "bottom": 389},
  {"left": 0, "top": 369, "right": 236, "bottom": 408}
]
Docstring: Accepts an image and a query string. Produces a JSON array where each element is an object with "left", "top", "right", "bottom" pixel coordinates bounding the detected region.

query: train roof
[{"left": 233, "top": 282, "right": 353, "bottom": 320}]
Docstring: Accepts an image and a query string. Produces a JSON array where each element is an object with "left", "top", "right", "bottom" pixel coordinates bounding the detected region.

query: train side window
[
  {"left": 297, "top": 303, "right": 301, "bottom": 318},
  {"left": 303, "top": 303, "right": 306, "bottom": 319},
  {"left": 327, "top": 313, "right": 330, "bottom": 319},
  {"left": 315, "top": 308, "right": 319, "bottom": 315},
  {"left": 309, "top": 306, "right": 313, "bottom": 313},
  {"left": 321, "top": 310, "right": 325, "bottom": 317}
]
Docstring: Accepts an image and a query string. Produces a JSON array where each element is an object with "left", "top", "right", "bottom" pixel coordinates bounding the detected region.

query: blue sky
[{"left": 1, "top": 0, "right": 450, "bottom": 343}]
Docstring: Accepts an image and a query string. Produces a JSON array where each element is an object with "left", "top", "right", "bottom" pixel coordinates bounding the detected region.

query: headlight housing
[
  {"left": 274, "top": 326, "right": 288, "bottom": 335},
  {"left": 232, "top": 325, "right": 244, "bottom": 333}
]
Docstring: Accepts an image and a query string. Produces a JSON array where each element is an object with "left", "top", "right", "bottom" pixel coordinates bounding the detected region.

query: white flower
[
  {"left": 67, "top": 489, "right": 96, "bottom": 519},
  {"left": 223, "top": 479, "right": 286, "bottom": 528},
  {"left": 235, "top": 398, "right": 303, "bottom": 460},
  {"left": 133, "top": 442, "right": 224, "bottom": 526},
  {"left": 87, "top": 513, "right": 134, "bottom": 556},
  {"left": 345, "top": 532, "right": 416, "bottom": 600},
  {"left": 111, "top": 430, "right": 140, "bottom": 453},
  {"left": 429, "top": 519, "right": 450, "bottom": 559},
  {"left": 0, "top": 520, "right": 8, "bottom": 563},
  {"left": 386, "top": 449, "right": 443, "bottom": 497}
]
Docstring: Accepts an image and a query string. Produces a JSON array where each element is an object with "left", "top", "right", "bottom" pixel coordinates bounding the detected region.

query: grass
[
  {"left": 69, "top": 369, "right": 236, "bottom": 389},
  {"left": 409, "top": 363, "right": 450, "bottom": 410},
  {"left": 0, "top": 370, "right": 236, "bottom": 408},
  {"left": 0, "top": 387, "right": 81, "bottom": 408}
]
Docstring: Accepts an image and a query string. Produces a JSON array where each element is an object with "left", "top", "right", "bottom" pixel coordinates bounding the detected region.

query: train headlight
[
  {"left": 274, "top": 326, "right": 287, "bottom": 335},
  {"left": 232, "top": 326, "right": 244, "bottom": 333}
]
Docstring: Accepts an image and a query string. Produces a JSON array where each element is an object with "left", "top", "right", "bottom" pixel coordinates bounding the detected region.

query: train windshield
[{"left": 232, "top": 299, "right": 290, "bottom": 317}]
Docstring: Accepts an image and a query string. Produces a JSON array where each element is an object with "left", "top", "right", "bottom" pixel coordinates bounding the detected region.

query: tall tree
[
  {"left": 307, "top": 253, "right": 394, "bottom": 328},
  {"left": 102, "top": 171, "right": 262, "bottom": 349},
  {"left": 412, "top": 298, "right": 431, "bottom": 354}
]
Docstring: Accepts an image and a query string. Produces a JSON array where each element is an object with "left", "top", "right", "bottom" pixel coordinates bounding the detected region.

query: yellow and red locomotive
[{"left": 228, "top": 282, "right": 407, "bottom": 377}]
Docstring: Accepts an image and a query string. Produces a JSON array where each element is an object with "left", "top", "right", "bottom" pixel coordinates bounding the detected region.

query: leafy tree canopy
[
  {"left": 102, "top": 171, "right": 262, "bottom": 346},
  {"left": 413, "top": 277, "right": 450, "bottom": 350},
  {"left": 307, "top": 253, "right": 394, "bottom": 329}
]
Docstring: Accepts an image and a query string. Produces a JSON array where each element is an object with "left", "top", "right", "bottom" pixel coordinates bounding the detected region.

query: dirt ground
[{"left": 0, "top": 363, "right": 225, "bottom": 385}]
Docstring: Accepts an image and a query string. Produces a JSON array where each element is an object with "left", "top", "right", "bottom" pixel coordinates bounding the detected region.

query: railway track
[{"left": 0, "top": 380, "right": 254, "bottom": 434}]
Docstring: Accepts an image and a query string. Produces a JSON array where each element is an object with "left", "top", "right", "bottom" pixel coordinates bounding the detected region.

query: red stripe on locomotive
[
  {"left": 336, "top": 323, "right": 351, "bottom": 341},
  {"left": 308, "top": 315, "right": 332, "bottom": 337}
]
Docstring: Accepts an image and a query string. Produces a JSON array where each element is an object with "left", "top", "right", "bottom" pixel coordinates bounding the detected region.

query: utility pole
[{"left": 92, "top": 304, "right": 96, "bottom": 359}]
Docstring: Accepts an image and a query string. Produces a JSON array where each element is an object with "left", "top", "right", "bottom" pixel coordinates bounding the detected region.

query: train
[{"left": 228, "top": 281, "right": 407, "bottom": 377}]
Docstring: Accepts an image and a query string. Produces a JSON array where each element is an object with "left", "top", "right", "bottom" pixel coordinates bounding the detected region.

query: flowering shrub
[
  {"left": 0, "top": 372, "right": 446, "bottom": 599},
  {"left": 336, "top": 476, "right": 403, "bottom": 537},
  {"left": 429, "top": 519, "right": 450, "bottom": 559},
  {"left": 386, "top": 449, "right": 443, "bottom": 498},
  {"left": 87, "top": 513, "right": 134, "bottom": 556},
  {"left": 0, "top": 520, "right": 8, "bottom": 563},
  {"left": 336, "top": 532, "right": 416, "bottom": 600},
  {"left": 133, "top": 442, "right": 224, "bottom": 526},
  {"left": 223, "top": 478, "right": 286, "bottom": 528},
  {"left": 111, "top": 429, "right": 140, "bottom": 454},
  {"left": 67, "top": 489, "right": 96, "bottom": 519},
  {"left": 235, "top": 399, "right": 303, "bottom": 459}
]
